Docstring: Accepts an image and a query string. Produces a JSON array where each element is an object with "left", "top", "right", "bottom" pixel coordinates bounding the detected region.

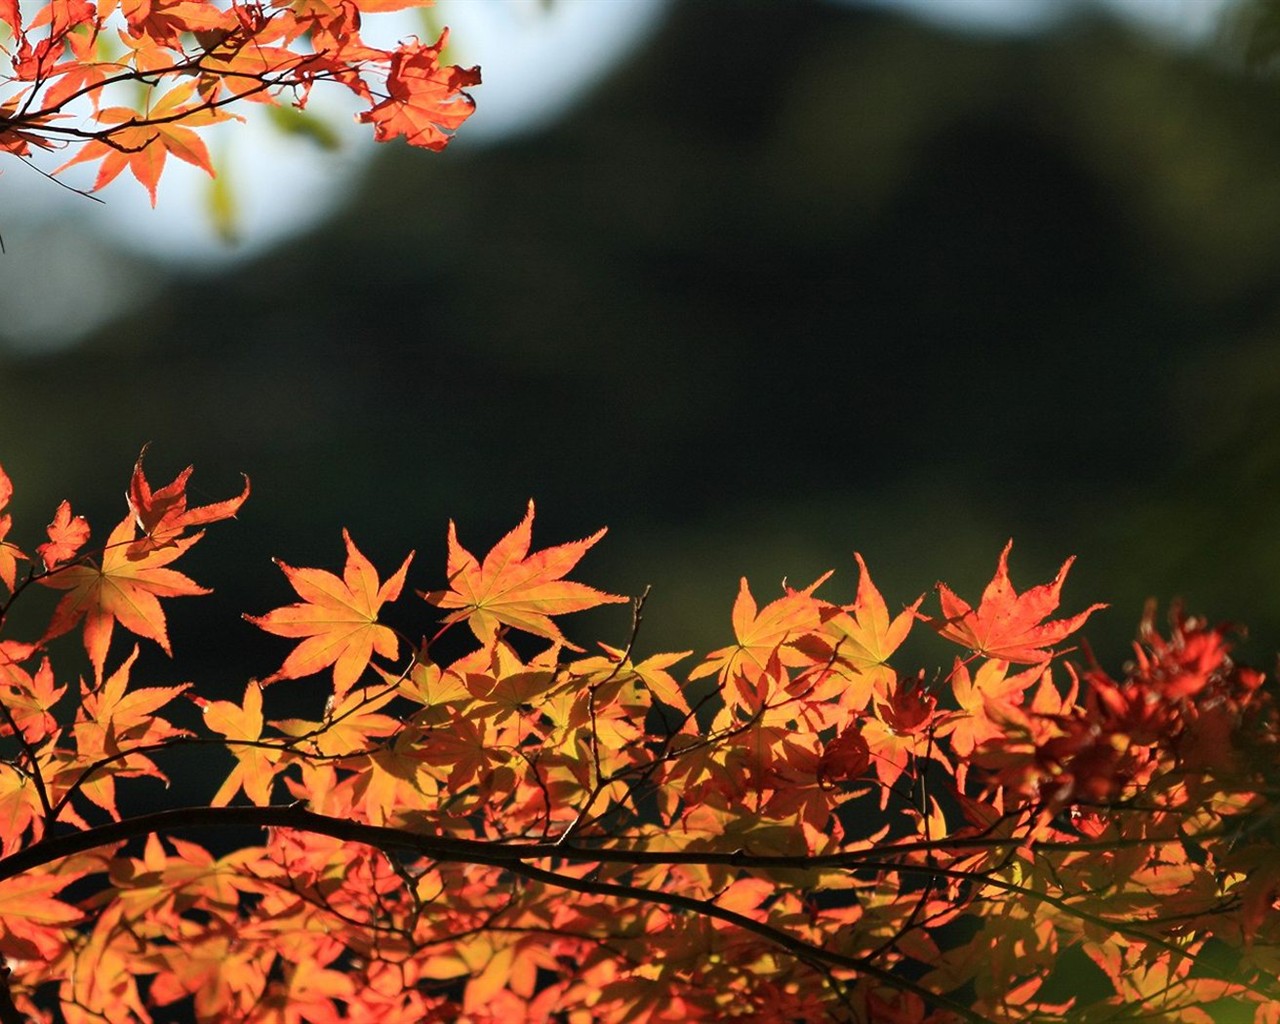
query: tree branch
[{"left": 5, "top": 802, "right": 1250, "bottom": 1022}]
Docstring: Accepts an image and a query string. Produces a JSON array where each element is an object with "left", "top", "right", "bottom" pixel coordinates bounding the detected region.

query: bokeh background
[{"left": 3, "top": 0, "right": 1280, "bottom": 705}]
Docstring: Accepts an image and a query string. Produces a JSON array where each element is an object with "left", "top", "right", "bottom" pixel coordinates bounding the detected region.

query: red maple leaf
[
  {"left": 358, "top": 34, "right": 480, "bottom": 151},
  {"left": 0, "top": 0, "right": 19, "bottom": 36},
  {"left": 126, "top": 446, "right": 249, "bottom": 554},
  {"left": 929, "top": 541, "right": 1105, "bottom": 664},
  {"left": 37, "top": 500, "right": 90, "bottom": 570}
]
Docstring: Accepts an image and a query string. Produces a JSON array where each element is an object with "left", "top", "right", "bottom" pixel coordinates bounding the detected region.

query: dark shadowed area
[{"left": 4, "top": 0, "right": 1280, "bottom": 724}]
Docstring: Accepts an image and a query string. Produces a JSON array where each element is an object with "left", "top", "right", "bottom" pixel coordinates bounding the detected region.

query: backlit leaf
[
  {"left": 929, "top": 541, "right": 1106, "bottom": 664},
  {"left": 423, "top": 500, "right": 626, "bottom": 651},
  {"left": 247, "top": 530, "right": 412, "bottom": 696},
  {"left": 41, "top": 515, "right": 208, "bottom": 680}
]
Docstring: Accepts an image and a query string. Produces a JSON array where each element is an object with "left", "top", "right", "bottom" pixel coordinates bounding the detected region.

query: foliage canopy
[{"left": 0, "top": 453, "right": 1276, "bottom": 1022}]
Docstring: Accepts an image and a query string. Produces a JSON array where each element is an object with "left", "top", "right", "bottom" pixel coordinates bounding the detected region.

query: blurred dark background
[{"left": 4, "top": 0, "right": 1280, "bottom": 707}]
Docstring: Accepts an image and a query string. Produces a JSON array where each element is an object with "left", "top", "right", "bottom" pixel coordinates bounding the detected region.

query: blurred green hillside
[{"left": 4, "top": 0, "right": 1280, "bottom": 693}]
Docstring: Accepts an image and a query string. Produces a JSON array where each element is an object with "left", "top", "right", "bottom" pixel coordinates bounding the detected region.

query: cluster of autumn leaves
[
  {"left": 0, "top": 453, "right": 1277, "bottom": 1023},
  {"left": 0, "top": 0, "right": 478, "bottom": 203}
]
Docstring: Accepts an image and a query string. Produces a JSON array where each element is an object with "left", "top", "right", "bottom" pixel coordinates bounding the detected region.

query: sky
[{"left": 0, "top": 0, "right": 1239, "bottom": 351}]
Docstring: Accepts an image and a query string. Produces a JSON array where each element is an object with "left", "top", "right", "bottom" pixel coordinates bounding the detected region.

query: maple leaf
[
  {"left": 415, "top": 709, "right": 506, "bottom": 792},
  {"left": 148, "top": 933, "right": 271, "bottom": 1021},
  {"left": 40, "top": 59, "right": 112, "bottom": 113},
  {"left": 37, "top": 499, "right": 90, "bottom": 570},
  {"left": 246, "top": 530, "right": 413, "bottom": 696},
  {"left": 74, "top": 646, "right": 192, "bottom": 816},
  {"left": 0, "top": 763, "right": 46, "bottom": 856},
  {"left": 14, "top": 0, "right": 99, "bottom": 80},
  {"left": 272, "top": 683, "right": 399, "bottom": 759},
  {"left": 0, "top": 873, "right": 83, "bottom": 961},
  {"left": 3, "top": 655, "right": 66, "bottom": 746},
  {"left": 358, "top": 33, "right": 480, "bottom": 150},
  {"left": 594, "top": 643, "right": 692, "bottom": 715},
  {"left": 54, "top": 81, "right": 230, "bottom": 205},
  {"left": 935, "top": 657, "right": 1048, "bottom": 792},
  {"left": 814, "top": 724, "right": 871, "bottom": 787},
  {"left": 0, "top": 463, "right": 26, "bottom": 591},
  {"left": 793, "top": 553, "right": 921, "bottom": 709},
  {"left": 0, "top": 640, "right": 37, "bottom": 692},
  {"left": 423, "top": 501, "right": 627, "bottom": 651},
  {"left": 40, "top": 515, "right": 209, "bottom": 680},
  {"left": 126, "top": 445, "right": 249, "bottom": 554},
  {"left": 119, "top": 0, "right": 230, "bottom": 46},
  {"left": 192, "top": 682, "right": 278, "bottom": 806},
  {"left": 829, "top": 553, "right": 920, "bottom": 670},
  {"left": 861, "top": 673, "right": 948, "bottom": 805},
  {"left": 928, "top": 541, "right": 1106, "bottom": 664},
  {"left": 688, "top": 574, "right": 831, "bottom": 685}
]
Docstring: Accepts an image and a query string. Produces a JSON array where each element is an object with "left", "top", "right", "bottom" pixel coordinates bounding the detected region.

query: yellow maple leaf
[{"left": 423, "top": 501, "right": 627, "bottom": 651}]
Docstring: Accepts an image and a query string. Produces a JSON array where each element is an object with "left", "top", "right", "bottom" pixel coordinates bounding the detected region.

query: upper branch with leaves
[{"left": 0, "top": 0, "right": 479, "bottom": 203}]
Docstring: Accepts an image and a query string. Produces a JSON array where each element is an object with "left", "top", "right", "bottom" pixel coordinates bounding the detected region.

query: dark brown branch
[
  {"left": 499, "top": 857, "right": 990, "bottom": 1024},
  {"left": 2, "top": 802, "right": 1258, "bottom": 1019},
  {"left": 0, "top": 804, "right": 988, "bottom": 1021},
  {"left": 0, "top": 802, "right": 1236, "bottom": 885}
]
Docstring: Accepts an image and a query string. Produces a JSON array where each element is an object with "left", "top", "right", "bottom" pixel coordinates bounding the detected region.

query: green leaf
[
  {"left": 265, "top": 105, "right": 343, "bottom": 152},
  {"left": 204, "top": 146, "right": 238, "bottom": 245}
]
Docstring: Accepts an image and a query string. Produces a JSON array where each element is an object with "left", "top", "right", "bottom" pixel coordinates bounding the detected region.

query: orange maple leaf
[
  {"left": 3, "top": 654, "right": 66, "bottom": 747},
  {"left": 357, "top": 34, "right": 480, "bottom": 150},
  {"left": 37, "top": 499, "right": 90, "bottom": 570},
  {"left": 929, "top": 541, "right": 1106, "bottom": 664},
  {"left": 0, "top": 764, "right": 46, "bottom": 856},
  {"left": 126, "top": 446, "right": 249, "bottom": 554},
  {"left": 0, "top": 873, "right": 84, "bottom": 962},
  {"left": 423, "top": 500, "right": 627, "bottom": 651},
  {"left": 801, "top": 553, "right": 921, "bottom": 709},
  {"left": 246, "top": 530, "right": 413, "bottom": 696},
  {"left": 831, "top": 554, "right": 921, "bottom": 669},
  {"left": 54, "top": 81, "right": 228, "bottom": 205},
  {"left": 40, "top": 515, "right": 209, "bottom": 680},
  {"left": 936, "top": 657, "right": 1048, "bottom": 791},
  {"left": 594, "top": 643, "right": 692, "bottom": 715},
  {"left": 192, "top": 682, "right": 279, "bottom": 807},
  {"left": 119, "top": 0, "right": 229, "bottom": 46},
  {"left": 73, "top": 646, "right": 192, "bottom": 817},
  {"left": 688, "top": 574, "right": 831, "bottom": 685},
  {"left": 0, "top": 463, "right": 26, "bottom": 591}
]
